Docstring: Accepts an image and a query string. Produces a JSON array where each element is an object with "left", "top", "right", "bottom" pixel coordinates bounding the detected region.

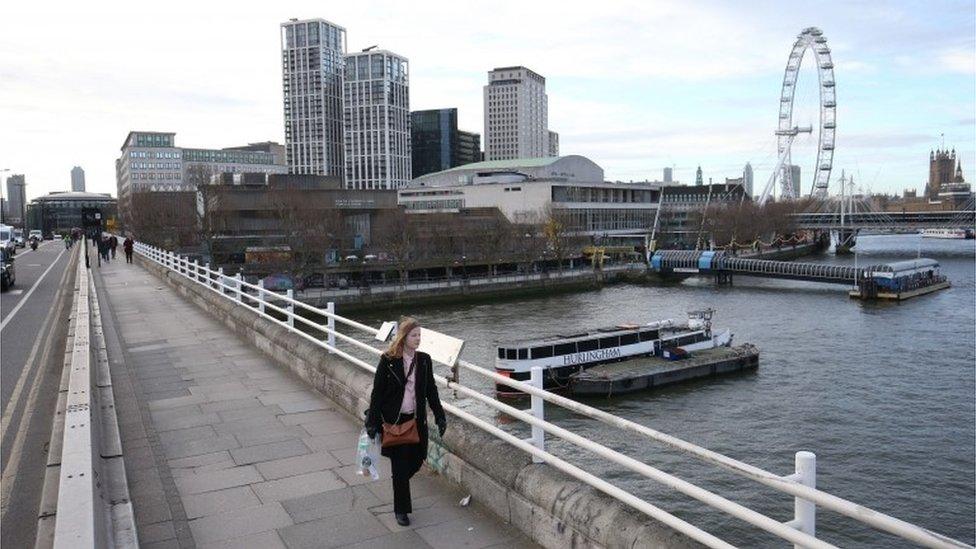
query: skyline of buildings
[{"left": 89, "top": 14, "right": 971, "bottom": 226}]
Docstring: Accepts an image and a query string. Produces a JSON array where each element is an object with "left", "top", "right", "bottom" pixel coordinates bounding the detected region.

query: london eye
[{"left": 759, "top": 27, "right": 836, "bottom": 205}]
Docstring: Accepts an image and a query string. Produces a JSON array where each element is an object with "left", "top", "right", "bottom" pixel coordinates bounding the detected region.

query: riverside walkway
[{"left": 90, "top": 257, "right": 535, "bottom": 548}]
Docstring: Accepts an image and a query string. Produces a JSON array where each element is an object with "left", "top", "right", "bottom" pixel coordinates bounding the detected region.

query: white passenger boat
[
  {"left": 920, "top": 228, "right": 972, "bottom": 239},
  {"left": 495, "top": 309, "right": 733, "bottom": 392}
]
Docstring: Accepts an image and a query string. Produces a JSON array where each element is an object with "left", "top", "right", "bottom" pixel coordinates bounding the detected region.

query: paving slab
[
  {"left": 188, "top": 503, "right": 293, "bottom": 545},
  {"left": 229, "top": 438, "right": 310, "bottom": 466},
  {"left": 251, "top": 470, "right": 346, "bottom": 503},
  {"left": 277, "top": 509, "right": 389, "bottom": 549}
]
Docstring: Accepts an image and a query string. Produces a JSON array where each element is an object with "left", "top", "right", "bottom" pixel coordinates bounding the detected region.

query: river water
[{"left": 349, "top": 234, "right": 975, "bottom": 547}]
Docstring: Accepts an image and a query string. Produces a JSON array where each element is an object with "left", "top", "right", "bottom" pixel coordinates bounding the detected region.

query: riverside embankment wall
[
  {"left": 135, "top": 255, "right": 701, "bottom": 549},
  {"left": 295, "top": 241, "right": 828, "bottom": 312}
]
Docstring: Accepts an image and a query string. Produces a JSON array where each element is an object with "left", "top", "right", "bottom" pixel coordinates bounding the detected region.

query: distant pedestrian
[
  {"left": 365, "top": 317, "right": 447, "bottom": 527},
  {"left": 109, "top": 235, "right": 118, "bottom": 259},
  {"left": 123, "top": 236, "right": 134, "bottom": 264},
  {"left": 99, "top": 235, "right": 110, "bottom": 262}
]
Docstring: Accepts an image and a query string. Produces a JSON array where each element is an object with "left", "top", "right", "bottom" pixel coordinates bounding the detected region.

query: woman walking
[{"left": 365, "top": 317, "right": 447, "bottom": 526}]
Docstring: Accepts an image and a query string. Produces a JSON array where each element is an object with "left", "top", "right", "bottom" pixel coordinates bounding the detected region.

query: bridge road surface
[
  {"left": 91, "top": 253, "right": 537, "bottom": 548},
  {"left": 1, "top": 239, "right": 78, "bottom": 548}
]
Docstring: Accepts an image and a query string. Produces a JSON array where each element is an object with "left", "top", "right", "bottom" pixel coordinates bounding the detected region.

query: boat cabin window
[
  {"left": 599, "top": 336, "right": 619, "bottom": 349},
  {"left": 531, "top": 346, "right": 553, "bottom": 359},
  {"left": 506, "top": 349, "right": 517, "bottom": 360},
  {"left": 639, "top": 330, "right": 659, "bottom": 342},
  {"left": 498, "top": 348, "right": 505, "bottom": 359},
  {"left": 554, "top": 342, "right": 577, "bottom": 355},
  {"left": 517, "top": 349, "right": 527, "bottom": 360},
  {"left": 577, "top": 339, "right": 598, "bottom": 352},
  {"left": 619, "top": 333, "right": 638, "bottom": 345}
]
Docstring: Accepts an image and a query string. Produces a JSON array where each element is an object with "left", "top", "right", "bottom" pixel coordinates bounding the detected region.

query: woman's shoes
[{"left": 395, "top": 513, "right": 410, "bottom": 526}]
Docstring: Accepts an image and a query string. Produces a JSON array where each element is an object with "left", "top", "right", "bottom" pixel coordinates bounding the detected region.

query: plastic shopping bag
[{"left": 356, "top": 428, "right": 381, "bottom": 480}]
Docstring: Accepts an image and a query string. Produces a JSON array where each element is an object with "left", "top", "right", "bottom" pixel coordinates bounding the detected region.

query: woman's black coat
[{"left": 366, "top": 351, "right": 446, "bottom": 458}]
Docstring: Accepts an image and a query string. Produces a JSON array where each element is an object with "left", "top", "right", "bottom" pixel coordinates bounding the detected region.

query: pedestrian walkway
[{"left": 91, "top": 257, "right": 536, "bottom": 548}]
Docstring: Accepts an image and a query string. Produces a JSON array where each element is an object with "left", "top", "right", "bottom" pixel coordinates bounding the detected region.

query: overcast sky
[{"left": 2, "top": 0, "right": 973, "bottom": 201}]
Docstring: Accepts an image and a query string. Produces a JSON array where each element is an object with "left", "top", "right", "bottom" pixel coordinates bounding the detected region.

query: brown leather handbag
[
  {"left": 381, "top": 417, "right": 419, "bottom": 448},
  {"left": 381, "top": 358, "right": 420, "bottom": 448}
]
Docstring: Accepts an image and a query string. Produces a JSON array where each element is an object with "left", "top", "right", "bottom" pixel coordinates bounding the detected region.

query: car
[
  {"left": 0, "top": 225, "right": 16, "bottom": 256},
  {"left": 53, "top": 233, "right": 63, "bottom": 239},
  {"left": 1, "top": 248, "right": 14, "bottom": 291},
  {"left": 344, "top": 255, "right": 359, "bottom": 262},
  {"left": 29, "top": 229, "right": 43, "bottom": 241},
  {"left": 13, "top": 229, "right": 25, "bottom": 248}
]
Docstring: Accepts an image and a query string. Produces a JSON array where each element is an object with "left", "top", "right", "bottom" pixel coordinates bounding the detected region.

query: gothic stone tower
[{"left": 927, "top": 149, "right": 959, "bottom": 198}]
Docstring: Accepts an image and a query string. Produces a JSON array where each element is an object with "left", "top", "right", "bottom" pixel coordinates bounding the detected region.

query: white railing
[{"left": 133, "top": 241, "right": 972, "bottom": 549}]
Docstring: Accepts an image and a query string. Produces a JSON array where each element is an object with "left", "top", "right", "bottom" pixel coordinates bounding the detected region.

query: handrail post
[
  {"left": 203, "top": 262, "right": 210, "bottom": 286},
  {"left": 325, "top": 301, "right": 335, "bottom": 352},
  {"left": 217, "top": 267, "right": 225, "bottom": 295},
  {"left": 784, "top": 451, "right": 816, "bottom": 545},
  {"left": 191, "top": 259, "right": 198, "bottom": 284},
  {"left": 528, "top": 366, "right": 545, "bottom": 463},
  {"left": 235, "top": 273, "right": 243, "bottom": 303},
  {"left": 286, "top": 289, "right": 295, "bottom": 328},
  {"left": 257, "top": 279, "right": 265, "bottom": 314}
]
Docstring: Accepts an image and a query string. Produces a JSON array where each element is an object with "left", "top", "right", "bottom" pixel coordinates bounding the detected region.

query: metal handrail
[{"left": 133, "top": 242, "right": 971, "bottom": 549}]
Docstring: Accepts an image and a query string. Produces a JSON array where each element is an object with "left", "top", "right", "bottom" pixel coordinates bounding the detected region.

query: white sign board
[
  {"left": 375, "top": 321, "right": 397, "bottom": 342},
  {"left": 418, "top": 327, "right": 465, "bottom": 370}
]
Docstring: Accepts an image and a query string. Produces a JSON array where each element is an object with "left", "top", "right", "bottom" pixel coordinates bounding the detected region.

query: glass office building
[{"left": 411, "top": 109, "right": 482, "bottom": 178}]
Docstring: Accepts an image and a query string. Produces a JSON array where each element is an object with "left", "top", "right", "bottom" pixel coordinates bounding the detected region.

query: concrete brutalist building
[{"left": 199, "top": 172, "right": 398, "bottom": 266}]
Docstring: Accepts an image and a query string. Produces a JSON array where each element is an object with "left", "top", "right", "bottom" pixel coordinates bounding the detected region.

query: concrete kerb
[{"left": 135, "top": 254, "right": 702, "bottom": 549}]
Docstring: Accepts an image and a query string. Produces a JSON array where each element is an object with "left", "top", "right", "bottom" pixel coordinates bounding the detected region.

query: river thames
[{"left": 352, "top": 234, "right": 975, "bottom": 546}]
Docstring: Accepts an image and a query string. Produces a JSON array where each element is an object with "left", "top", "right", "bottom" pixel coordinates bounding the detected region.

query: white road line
[{"left": 0, "top": 247, "right": 67, "bottom": 331}]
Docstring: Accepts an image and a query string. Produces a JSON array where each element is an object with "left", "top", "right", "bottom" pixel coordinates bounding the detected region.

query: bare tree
[
  {"left": 373, "top": 209, "right": 417, "bottom": 283},
  {"left": 267, "top": 184, "right": 340, "bottom": 279}
]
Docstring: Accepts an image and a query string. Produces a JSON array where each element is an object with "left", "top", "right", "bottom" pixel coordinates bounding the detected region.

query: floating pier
[
  {"left": 850, "top": 280, "right": 951, "bottom": 301},
  {"left": 651, "top": 250, "right": 951, "bottom": 300},
  {"left": 570, "top": 344, "right": 760, "bottom": 396}
]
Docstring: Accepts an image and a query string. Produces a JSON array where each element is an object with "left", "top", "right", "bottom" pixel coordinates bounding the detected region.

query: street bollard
[
  {"left": 325, "top": 302, "right": 335, "bottom": 353},
  {"left": 235, "top": 273, "right": 243, "bottom": 303},
  {"left": 784, "top": 451, "right": 816, "bottom": 547},
  {"left": 286, "top": 289, "right": 295, "bottom": 328},
  {"left": 257, "top": 279, "right": 265, "bottom": 314}
]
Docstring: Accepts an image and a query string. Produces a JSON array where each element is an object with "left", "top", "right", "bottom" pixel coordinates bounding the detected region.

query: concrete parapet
[{"left": 136, "top": 254, "right": 703, "bottom": 549}]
